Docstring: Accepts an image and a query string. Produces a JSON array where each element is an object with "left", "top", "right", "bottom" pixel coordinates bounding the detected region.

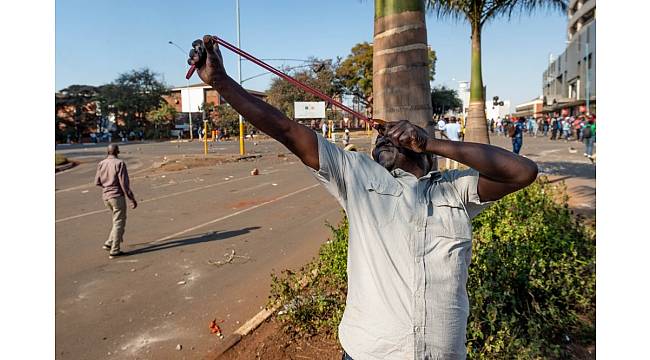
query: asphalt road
[
  {"left": 55, "top": 131, "right": 595, "bottom": 359},
  {"left": 55, "top": 137, "right": 347, "bottom": 359}
]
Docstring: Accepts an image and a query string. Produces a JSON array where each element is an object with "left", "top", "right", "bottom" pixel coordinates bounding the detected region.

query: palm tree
[
  {"left": 373, "top": 0, "right": 434, "bottom": 134},
  {"left": 427, "top": 0, "right": 567, "bottom": 144}
]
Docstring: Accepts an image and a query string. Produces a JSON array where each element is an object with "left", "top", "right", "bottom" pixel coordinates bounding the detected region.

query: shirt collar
[{"left": 390, "top": 168, "right": 442, "bottom": 181}]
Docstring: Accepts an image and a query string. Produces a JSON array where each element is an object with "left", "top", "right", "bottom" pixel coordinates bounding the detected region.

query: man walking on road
[
  {"left": 442, "top": 117, "right": 461, "bottom": 170},
  {"left": 188, "top": 36, "right": 538, "bottom": 360},
  {"left": 582, "top": 116, "right": 596, "bottom": 162},
  {"left": 95, "top": 144, "right": 137, "bottom": 258},
  {"left": 511, "top": 117, "right": 525, "bottom": 154}
]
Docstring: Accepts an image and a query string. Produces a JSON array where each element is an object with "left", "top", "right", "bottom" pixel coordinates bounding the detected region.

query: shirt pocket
[
  {"left": 364, "top": 178, "right": 403, "bottom": 228},
  {"left": 430, "top": 186, "right": 472, "bottom": 241}
]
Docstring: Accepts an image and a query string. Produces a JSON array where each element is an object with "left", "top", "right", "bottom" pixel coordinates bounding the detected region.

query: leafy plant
[
  {"left": 466, "top": 176, "right": 595, "bottom": 358},
  {"left": 269, "top": 215, "right": 348, "bottom": 336}
]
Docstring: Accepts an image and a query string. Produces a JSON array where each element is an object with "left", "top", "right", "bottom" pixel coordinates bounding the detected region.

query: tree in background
[
  {"left": 214, "top": 104, "right": 242, "bottom": 136},
  {"left": 147, "top": 102, "right": 177, "bottom": 139},
  {"left": 266, "top": 59, "right": 338, "bottom": 119},
  {"left": 96, "top": 68, "right": 168, "bottom": 136},
  {"left": 427, "top": 0, "right": 567, "bottom": 143},
  {"left": 337, "top": 41, "right": 436, "bottom": 115},
  {"left": 55, "top": 85, "right": 100, "bottom": 143},
  {"left": 373, "top": 0, "right": 434, "bottom": 133},
  {"left": 431, "top": 85, "right": 463, "bottom": 115},
  {"left": 336, "top": 42, "right": 374, "bottom": 102}
]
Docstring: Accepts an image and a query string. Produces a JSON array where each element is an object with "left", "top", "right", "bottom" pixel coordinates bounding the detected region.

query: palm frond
[
  {"left": 426, "top": 0, "right": 568, "bottom": 27},
  {"left": 426, "top": 0, "right": 472, "bottom": 24}
]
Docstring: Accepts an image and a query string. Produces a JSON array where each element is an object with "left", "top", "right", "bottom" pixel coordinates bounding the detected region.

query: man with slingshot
[{"left": 187, "top": 35, "right": 537, "bottom": 360}]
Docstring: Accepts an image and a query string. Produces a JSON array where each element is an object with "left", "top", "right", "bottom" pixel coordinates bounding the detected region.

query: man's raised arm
[{"left": 188, "top": 35, "right": 319, "bottom": 170}]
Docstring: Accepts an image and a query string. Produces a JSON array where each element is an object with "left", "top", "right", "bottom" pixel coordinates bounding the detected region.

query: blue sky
[{"left": 56, "top": 0, "right": 568, "bottom": 106}]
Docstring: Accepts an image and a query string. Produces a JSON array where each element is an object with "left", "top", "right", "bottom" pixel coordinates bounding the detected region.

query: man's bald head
[{"left": 107, "top": 144, "right": 120, "bottom": 156}]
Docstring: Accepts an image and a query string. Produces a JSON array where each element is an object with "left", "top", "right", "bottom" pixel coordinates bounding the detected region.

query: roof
[{"left": 171, "top": 82, "right": 266, "bottom": 97}]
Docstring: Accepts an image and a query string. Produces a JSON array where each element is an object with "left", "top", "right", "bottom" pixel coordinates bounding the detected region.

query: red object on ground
[
  {"left": 185, "top": 35, "right": 382, "bottom": 127},
  {"left": 210, "top": 319, "right": 222, "bottom": 334}
]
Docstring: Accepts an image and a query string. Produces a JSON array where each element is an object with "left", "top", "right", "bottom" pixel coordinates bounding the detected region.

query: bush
[
  {"left": 466, "top": 177, "right": 595, "bottom": 358},
  {"left": 269, "top": 178, "right": 595, "bottom": 358},
  {"left": 55, "top": 153, "right": 68, "bottom": 166},
  {"left": 269, "top": 215, "right": 348, "bottom": 336}
]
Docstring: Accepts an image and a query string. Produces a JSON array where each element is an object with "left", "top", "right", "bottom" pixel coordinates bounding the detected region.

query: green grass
[{"left": 55, "top": 153, "right": 68, "bottom": 166}]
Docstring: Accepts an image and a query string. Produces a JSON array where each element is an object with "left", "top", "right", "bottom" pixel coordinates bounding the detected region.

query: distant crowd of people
[{"left": 488, "top": 113, "right": 596, "bottom": 160}]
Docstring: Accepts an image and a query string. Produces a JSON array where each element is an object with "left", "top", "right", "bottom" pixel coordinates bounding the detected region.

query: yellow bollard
[
  {"left": 203, "top": 121, "right": 208, "bottom": 155},
  {"left": 239, "top": 121, "right": 245, "bottom": 155}
]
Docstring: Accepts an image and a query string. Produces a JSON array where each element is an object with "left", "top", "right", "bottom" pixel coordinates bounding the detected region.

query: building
[
  {"left": 486, "top": 100, "right": 511, "bottom": 120},
  {"left": 163, "top": 83, "right": 267, "bottom": 126},
  {"left": 457, "top": 81, "right": 470, "bottom": 117},
  {"left": 456, "top": 81, "right": 510, "bottom": 121},
  {"left": 513, "top": 97, "right": 544, "bottom": 118},
  {"left": 542, "top": 0, "right": 596, "bottom": 116}
]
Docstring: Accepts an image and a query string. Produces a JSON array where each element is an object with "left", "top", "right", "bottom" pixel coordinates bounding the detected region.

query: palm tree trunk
[
  {"left": 465, "top": 25, "right": 490, "bottom": 144},
  {"left": 373, "top": 0, "right": 433, "bottom": 134}
]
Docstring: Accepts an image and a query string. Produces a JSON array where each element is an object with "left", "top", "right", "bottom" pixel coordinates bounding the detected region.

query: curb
[
  {"left": 211, "top": 269, "right": 317, "bottom": 359},
  {"left": 210, "top": 304, "right": 280, "bottom": 359},
  {"left": 55, "top": 162, "right": 77, "bottom": 173}
]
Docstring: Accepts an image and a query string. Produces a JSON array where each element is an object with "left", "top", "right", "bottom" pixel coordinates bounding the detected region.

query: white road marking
[
  {"left": 55, "top": 170, "right": 282, "bottom": 223},
  {"left": 149, "top": 183, "right": 319, "bottom": 244}
]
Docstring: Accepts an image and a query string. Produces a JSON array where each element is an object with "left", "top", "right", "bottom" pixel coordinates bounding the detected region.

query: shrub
[
  {"left": 269, "top": 215, "right": 348, "bottom": 336},
  {"left": 55, "top": 153, "right": 68, "bottom": 166},
  {"left": 269, "top": 178, "right": 595, "bottom": 358},
  {"left": 466, "top": 177, "right": 595, "bottom": 358}
]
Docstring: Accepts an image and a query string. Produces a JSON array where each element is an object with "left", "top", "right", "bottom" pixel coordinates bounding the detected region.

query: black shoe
[{"left": 109, "top": 251, "right": 127, "bottom": 259}]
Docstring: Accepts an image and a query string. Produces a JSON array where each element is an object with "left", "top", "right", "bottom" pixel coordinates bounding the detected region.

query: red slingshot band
[{"left": 185, "top": 35, "right": 383, "bottom": 127}]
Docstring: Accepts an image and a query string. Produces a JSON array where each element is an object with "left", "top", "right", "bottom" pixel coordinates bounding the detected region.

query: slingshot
[{"left": 185, "top": 35, "right": 386, "bottom": 132}]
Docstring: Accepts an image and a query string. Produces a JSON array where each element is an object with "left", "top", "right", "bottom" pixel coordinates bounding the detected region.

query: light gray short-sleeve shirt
[{"left": 311, "top": 134, "right": 492, "bottom": 360}]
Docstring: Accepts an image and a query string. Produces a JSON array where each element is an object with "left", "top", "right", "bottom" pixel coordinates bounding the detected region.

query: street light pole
[
  {"left": 169, "top": 41, "right": 193, "bottom": 140},
  {"left": 585, "top": 41, "right": 590, "bottom": 115},
  {"left": 236, "top": 0, "right": 245, "bottom": 155}
]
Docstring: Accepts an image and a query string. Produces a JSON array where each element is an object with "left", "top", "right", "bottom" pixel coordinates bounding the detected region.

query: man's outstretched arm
[
  {"left": 188, "top": 36, "right": 319, "bottom": 170},
  {"left": 385, "top": 120, "right": 538, "bottom": 202}
]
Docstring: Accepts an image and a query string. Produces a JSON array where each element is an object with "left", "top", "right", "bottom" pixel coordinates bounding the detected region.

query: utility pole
[
  {"left": 236, "top": 0, "right": 245, "bottom": 155},
  {"left": 585, "top": 42, "right": 590, "bottom": 115}
]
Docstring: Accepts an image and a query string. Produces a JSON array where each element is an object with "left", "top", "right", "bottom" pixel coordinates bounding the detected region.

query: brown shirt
[{"left": 95, "top": 155, "right": 134, "bottom": 201}]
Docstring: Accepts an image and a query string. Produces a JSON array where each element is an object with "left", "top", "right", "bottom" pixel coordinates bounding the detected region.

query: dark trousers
[{"left": 512, "top": 137, "right": 523, "bottom": 154}]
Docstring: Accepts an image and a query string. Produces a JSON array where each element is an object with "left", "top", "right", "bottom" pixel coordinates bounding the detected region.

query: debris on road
[
  {"left": 207, "top": 249, "right": 251, "bottom": 267},
  {"left": 210, "top": 319, "right": 224, "bottom": 338},
  {"left": 272, "top": 183, "right": 278, "bottom": 186},
  {"left": 251, "top": 168, "right": 259, "bottom": 176},
  {"left": 176, "top": 344, "right": 182, "bottom": 351}
]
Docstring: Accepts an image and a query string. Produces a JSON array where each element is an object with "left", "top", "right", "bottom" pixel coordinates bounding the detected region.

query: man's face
[
  {"left": 372, "top": 135, "right": 400, "bottom": 170},
  {"left": 372, "top": 135, "right": 431, "bottom": 173}
]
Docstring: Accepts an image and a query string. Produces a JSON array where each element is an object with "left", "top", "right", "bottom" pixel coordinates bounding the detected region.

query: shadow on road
[
  {"left": 126, "top": 226, "right": 261, "bottom": 255},
  {"left": 536, "top": 161, "right": 596, "bottom": 179}
]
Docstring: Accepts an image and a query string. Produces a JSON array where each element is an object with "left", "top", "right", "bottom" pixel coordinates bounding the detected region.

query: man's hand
[
  {"left": 384, "top": 120, "right": 430, "bottom": 153},
  {"left": 188, "top": 35, "right": 227, "bottom": 86},
  {"left": 130, "top": 199, "right": 138, "bottom": 209}
]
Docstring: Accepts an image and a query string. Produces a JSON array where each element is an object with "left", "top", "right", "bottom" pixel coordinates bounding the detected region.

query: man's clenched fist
[
  {"left": 384, "top": 120, "right": 430, "bottom": 153},
  {"left": 187, "top": 35, "right": 228, "bottom": 86}
]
